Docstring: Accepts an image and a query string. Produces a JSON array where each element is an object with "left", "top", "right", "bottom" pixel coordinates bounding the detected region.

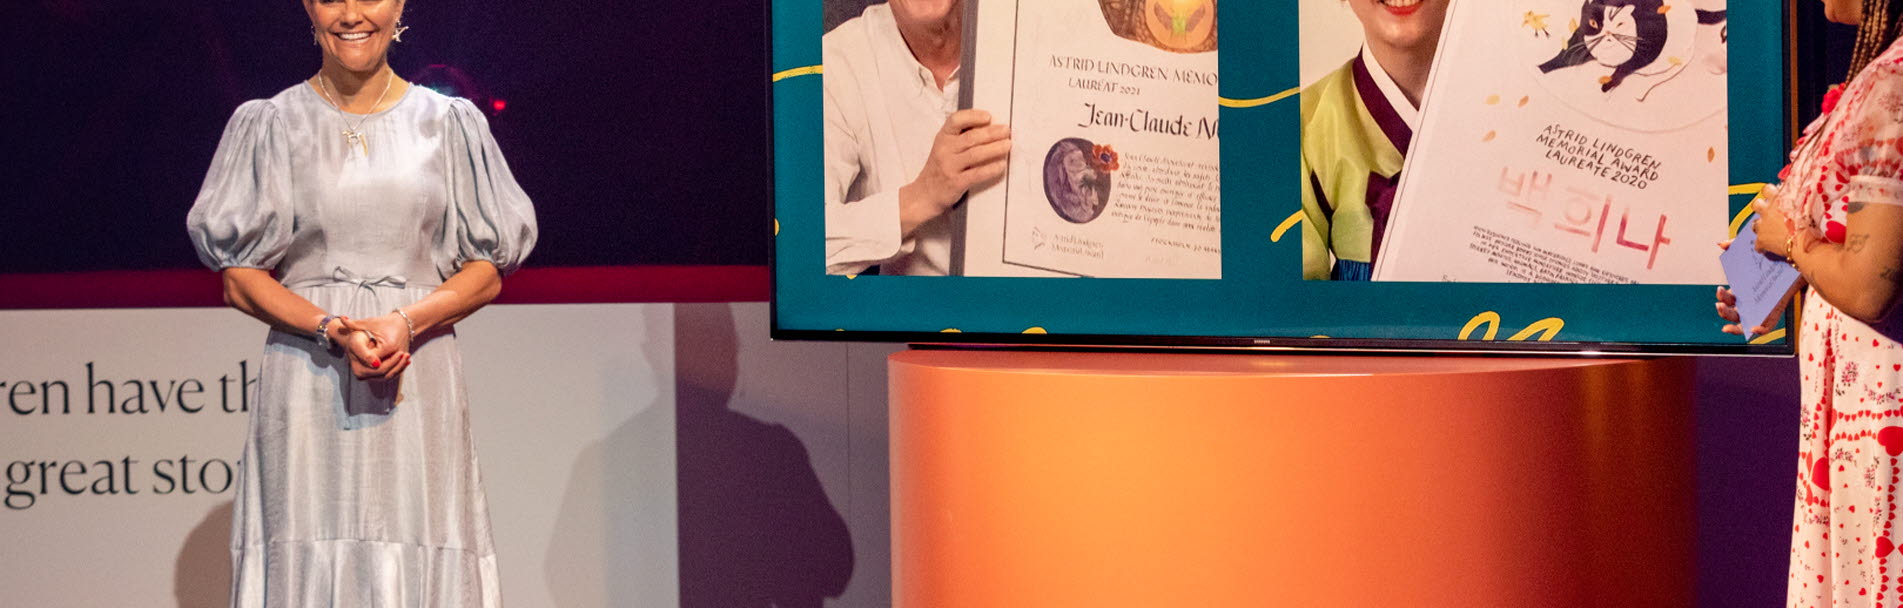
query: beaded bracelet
[{"left": 392, "top": 308, "right": 416, "bottom": 341}]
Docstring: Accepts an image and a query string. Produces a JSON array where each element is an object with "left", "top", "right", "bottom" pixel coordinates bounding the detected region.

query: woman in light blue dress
[{"left": 186, "top": 1, "right": 535, "bottom": 605}]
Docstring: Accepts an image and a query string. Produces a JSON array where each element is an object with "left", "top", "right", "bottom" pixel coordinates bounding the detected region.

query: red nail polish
[{"left": 371, "top": 360, "right": 381, "bottom": 368}]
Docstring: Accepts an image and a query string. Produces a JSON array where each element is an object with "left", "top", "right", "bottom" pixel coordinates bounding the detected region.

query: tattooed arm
[
  {"left": 1748, "top": 59, "right": 1903, "bottom": 325},
  {"left": 1769, "top": 201, "right": 1903, "bottom": 324}
]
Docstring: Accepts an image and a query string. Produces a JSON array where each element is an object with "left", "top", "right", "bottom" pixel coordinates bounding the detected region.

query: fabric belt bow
[{"left": 331, "top": 266, "right": 408, "bottom": 294}]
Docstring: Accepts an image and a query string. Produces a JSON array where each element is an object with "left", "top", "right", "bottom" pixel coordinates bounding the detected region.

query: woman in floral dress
[{"left": 1719, "top": 0, "right": 1903, "bottom": 604}]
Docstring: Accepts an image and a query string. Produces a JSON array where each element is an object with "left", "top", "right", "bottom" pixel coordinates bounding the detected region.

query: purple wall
[
  {"left": 1692, "top": 9, "right": 1851, "bottom": 604},
  {"left": 1696, "top": 355, "right": 1802, "bottom": 606}
]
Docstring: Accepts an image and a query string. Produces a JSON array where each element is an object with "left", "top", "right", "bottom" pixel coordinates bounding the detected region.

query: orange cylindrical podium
[{"left": 890, "top": 350, "right": 1693, "bottom": 607}]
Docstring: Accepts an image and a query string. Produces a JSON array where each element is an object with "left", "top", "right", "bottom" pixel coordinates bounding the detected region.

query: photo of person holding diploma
[
  {"left": 1299, "top": 0, "right": 1450, "bottom": 281},
  {"left": 823, "top": 0, "right": 1013, "bottom": 276}
]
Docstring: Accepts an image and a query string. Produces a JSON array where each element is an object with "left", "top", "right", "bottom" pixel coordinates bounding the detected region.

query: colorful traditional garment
[{"left": 1300, "top": 51, "right": 1418, "bottom": 281}]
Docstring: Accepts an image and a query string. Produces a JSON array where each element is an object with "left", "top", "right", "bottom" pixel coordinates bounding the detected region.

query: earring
[
  {"left": 393, "top": 21, "right": 410, "bottom": 43},
  {"left": 311, "top": 25, "right": 319, "bottom": 46}
]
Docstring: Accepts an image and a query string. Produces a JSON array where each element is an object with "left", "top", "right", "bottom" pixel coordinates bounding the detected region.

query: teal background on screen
[{"left": 771, "top": 1, "right": 1788, "bottom": 349}]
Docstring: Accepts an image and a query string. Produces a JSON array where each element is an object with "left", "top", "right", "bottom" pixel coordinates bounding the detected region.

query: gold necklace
[{"left": 315, "top": 71, "right": 395, "bottom": 158}]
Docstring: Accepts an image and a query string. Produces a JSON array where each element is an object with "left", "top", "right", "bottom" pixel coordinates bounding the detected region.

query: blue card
[{"left": 1719, "top": 216, "right": 1804, "bottom": 339}]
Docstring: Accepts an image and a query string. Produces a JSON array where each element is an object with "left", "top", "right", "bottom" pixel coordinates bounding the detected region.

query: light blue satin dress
[{"left": 187, "top": 83, "right": 536, "bottom": 607}]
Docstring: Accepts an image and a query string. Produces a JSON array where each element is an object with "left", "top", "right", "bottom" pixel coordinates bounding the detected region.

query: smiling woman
[
  {"left": 185, "top": 0, "right": 537, "bottom": 605},
  {"left": 310, "top": 0, "right": 403, "bottom": 67}
]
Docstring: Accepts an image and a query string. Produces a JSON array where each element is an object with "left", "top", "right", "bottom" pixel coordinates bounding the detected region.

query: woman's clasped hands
[{"left": 329, "top": 313, "right": 414, "bottom": 381}]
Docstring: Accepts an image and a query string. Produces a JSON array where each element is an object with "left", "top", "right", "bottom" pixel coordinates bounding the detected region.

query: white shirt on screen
[{"left": 823, "top": 3, "right": 959, "bottom": 276}]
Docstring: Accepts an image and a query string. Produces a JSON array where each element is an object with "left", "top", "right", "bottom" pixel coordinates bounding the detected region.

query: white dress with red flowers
[{"left": 1786, "top": 40, "right": 1903, "bottom": 608}]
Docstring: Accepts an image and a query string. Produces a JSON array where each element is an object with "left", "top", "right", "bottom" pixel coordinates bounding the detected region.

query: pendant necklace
[{"left": 315, "top": 71, "right": 394, "bottom": 158}]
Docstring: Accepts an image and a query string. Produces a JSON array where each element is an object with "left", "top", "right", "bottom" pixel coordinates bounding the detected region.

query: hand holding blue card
[{"left": 1720, "top": 216, "right": 1806, "bottom": 339}]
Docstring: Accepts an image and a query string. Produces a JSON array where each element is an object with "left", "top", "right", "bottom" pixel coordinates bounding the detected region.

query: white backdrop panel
[{"left": 0, "top": 302, "right": 895, "bottom": 608}]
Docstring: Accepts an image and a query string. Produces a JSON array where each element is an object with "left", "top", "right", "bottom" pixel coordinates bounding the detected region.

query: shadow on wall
[
  {"left": 542, "top": 305, "right": 679, "bottom": 604},
  {"left": 175, "top": 500, "right": 234, "bottom": 607},
  {"left": 676, "top": 304, "right": 855, "bottom": 607}
]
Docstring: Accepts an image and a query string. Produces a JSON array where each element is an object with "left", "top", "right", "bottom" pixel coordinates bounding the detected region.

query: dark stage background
[
  {"left": 0, "top": 3, "right": 1877, "bottom": 604},
  {"left": 2, "top": 1, "right": 771, "bottom": 274},
  {"left": 0, "top": 1, "right": 1850, "bottom": 276}
]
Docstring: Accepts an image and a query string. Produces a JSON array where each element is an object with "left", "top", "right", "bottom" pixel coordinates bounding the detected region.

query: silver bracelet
[
  {"left": 392, "top": 308, "right": 416, "bottom": 341},
  {"left": 315, "top": 315, "right": 340, "bottom": 350}
]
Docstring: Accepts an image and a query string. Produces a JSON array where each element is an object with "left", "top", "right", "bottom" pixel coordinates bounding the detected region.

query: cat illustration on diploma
[
  {"left": 1537, "top": 0, "right": 1669, "bottom": 92},
  {"left": 1535, "top": 0, "right": 1729, "bottom": 97}
]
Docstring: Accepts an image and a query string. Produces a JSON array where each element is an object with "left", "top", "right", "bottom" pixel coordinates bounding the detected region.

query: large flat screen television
[{"left": 773, "top": 0, "right": 1800, "bottom": 354}]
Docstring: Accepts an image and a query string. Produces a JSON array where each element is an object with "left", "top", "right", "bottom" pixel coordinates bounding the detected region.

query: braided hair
[{"left": 1849, "top": 0, "right": 1903, "bottom": 79}]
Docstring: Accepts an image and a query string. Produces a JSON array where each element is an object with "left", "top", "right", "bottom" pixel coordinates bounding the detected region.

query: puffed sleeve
[
  {"left": 1837, "top": 61, "right": 1903, "bottom": 207},
  {"left": 186, "top": 100, "right": 293, "bottom": 270},
  {"left": 439, "top": 98, "right": 538, "bottom": 278}
]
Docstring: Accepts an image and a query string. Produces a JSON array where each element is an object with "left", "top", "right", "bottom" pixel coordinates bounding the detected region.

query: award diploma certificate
[
  {"left": 962, "top": 0, "right": 1222, "bottom": 278},
  {"left": 1374, "top": 0, "right": 1730, "bottom": 283}
]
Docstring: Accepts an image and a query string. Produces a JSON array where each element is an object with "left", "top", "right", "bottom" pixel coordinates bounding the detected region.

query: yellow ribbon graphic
[
  {"left": 1459, "top": 312, "right": 1565, "bottom": 341},
  {"left": 1219, "top": 86, "right": 1301, "bottom": 108},
  {"left": 773, "top": 65, "right": 823, "bottom": 82}
]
